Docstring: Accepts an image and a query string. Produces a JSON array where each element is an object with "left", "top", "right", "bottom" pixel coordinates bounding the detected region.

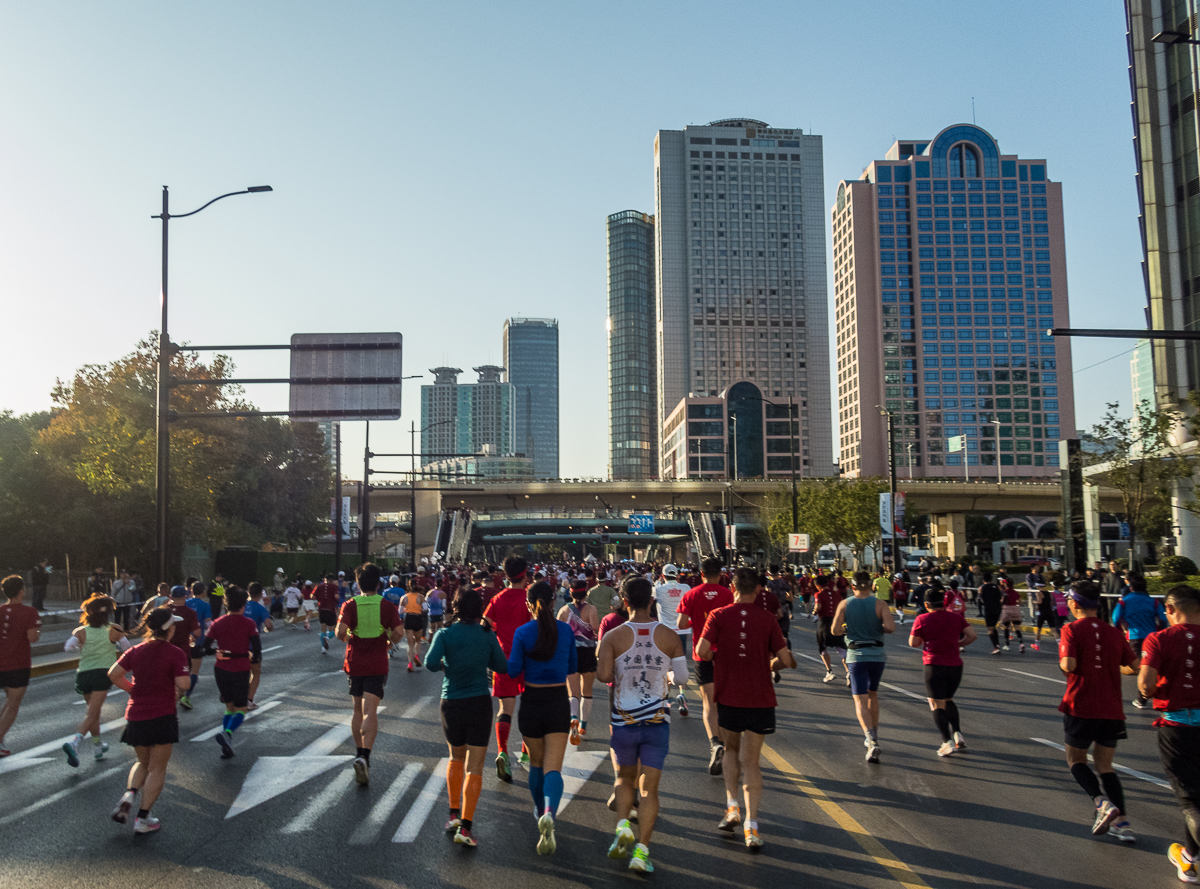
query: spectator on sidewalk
[
  {"left": 30, "top": 559, "right": 50, "bottom": 612},
  {"left": 111, "top": 569, "right": 139, "bottom": 631},
  {"left": 87, "top": 568, "right": 109, "bottom": 597}
]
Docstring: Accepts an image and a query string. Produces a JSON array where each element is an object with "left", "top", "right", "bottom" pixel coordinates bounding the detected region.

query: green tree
[{"left": 764, "top": 477, "right": 888, "bottom": 568}]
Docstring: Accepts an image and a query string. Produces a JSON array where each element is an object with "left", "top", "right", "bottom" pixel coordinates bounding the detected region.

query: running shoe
[
  {"left": 519, "top": 750, "right": 531, "bottom": 768},
  {"left": 676, "top": 692, "right": 689, "bottom": 716},
  {"left": 569, "top": 719, "right": 581, "bottom": 746},
  {"left": 579, "top": 725, "right": 588, "bottom": 739},
  {"left": 63, "top": 738, "right": 80, "bottom": 768},
  {"left": 406, "top": 663, "right": 414, "bottom": 673},
  {"left": 133, "top": 816, "right": 161, "bottom": 835},
  {"left": 1109, "top": 820, "right": 1136, "bottom": 843},
  {"left": 247, "top": 701, "right": 258, "bottom": 711},
  {"left": 1019, "top": 643, "right": 1026, "bottom": 653},
  {"left": 353, "top": 756, "right": 370, "bottom": 786},
  {"left": 744, "top": 827, "right": 764, "bottom": 850},
  {"left": 536, "top": 812, "right": 556, "bottom": 856},
  {"left": 444, "top": 815, "right": 462, "bottom": 833},
  {"left": 179, "top": 695, "right": 193, "bottom": 710},
  {"left": 1003, "top": 645, "right": 1010, "bottom": 651},
  {"left": 321, "top": 635, "right": 329, "bottom": 652},
  {"left": 629, "top": 845, "right": 654, "bottom": 873},
  {"left": 717, "top": 805, "right": 742, "bottom": 832},
  {"left": 413, "top": 654, "right": 422, "bottom": 667},
  {"left": 822, "top": 671, "right": 836, "bottom": 683},
  {"left": 454, "top": 827, "right": 477, "bottom": 847},
  {"left": 1031, "top": 641, "right": 1041, "bottom": 652},
  {"left": 215, "top": 732, "right": 235, "bottom": 759},
  {"left": 937, "top": 740, "right": 956, "bottom": 757},
  {"left": 1169, "top": 843, "right": 1198, "bottom": 883},
  {"left": 1131, "top": 697, "right": 1146, "bottom": 710},
  {"left": 0, "top": 746, "right": 10, "bottom": 757},
  {"left": 1092, "top": 798, "right": 1119, "bottom": 835},
  {"left": 111, "top": 790, "right": 137, "bottom": 824},
  {"left": 608, "top": 819, "right": 635, "bottom": 859},
  {"left": 953, "top": 731, "right": 967, "bottom": 750},
  {"left": 865, "top": 742, "right": 880, "bottom": 763},
  {"left": 94, "top": 741, "right": 109, "bottom": 761},
  {"left": 991, "top": 648, "right": 1001, "bottom": 656},
  {"left": 709, "top": 743, "right": 725, "bottom": 776},
  {"left": 495, "top": 751, "right": 512, "bottom": 783}
]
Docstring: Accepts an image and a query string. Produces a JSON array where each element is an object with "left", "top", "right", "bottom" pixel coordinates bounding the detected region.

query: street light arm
[{"left": 153, "top": 187, "right": 272, "bottom": 220}]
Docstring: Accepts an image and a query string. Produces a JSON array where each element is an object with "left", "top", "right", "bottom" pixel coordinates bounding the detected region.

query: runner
[
  {"left": 382, "top": 574, "right": 405, "bottom": 661},
  {"left": 1112, "top": 573, "right": 1168, "bottom": 708},
  {"left": 107, "top": 607, "right": 190, "bottom": 834},
  {"left": 335, "top": 563, "right": 403, "bottom": 786},
  {"left": 557, "top": 578, "right": 600, "bottom": 744},
  {"left": 313, "top": 573, "right": 340, "bottom": 654},
  {"left": 62, "top": 594, "right": 128, "bottom": 766},
  {"left": 507, "top": 580, "right": 576, "bottom": 856},
  {"left": 166, "top": 586, "right": 200, "bottom": 708},
  {"left": 401, "top": 582, "right": 427, "bottom": 673},
  {"left": 587, "top": 568, "right": 618, "bottom": 622},
  {"left": 1032, "top": 579, "right": 1062, "bottom": 652},
  {"left": 999, "top": 572, "right": 1026, "bottom": 653},
  {"left": 654, "top": 564, "right": 691, "bottom": 715},
  {"left": 483, "top": 557, "right": 532, "bottom": 784},
  {"left": 676, "top": 557, "right": 734, "bottom": 775},
  {"left": 427, "top": 583, "right": 447, "bottom": 635},
  {"left": 815, "top": 575, "right": 849, "bottom": 686},
  {"left": 0, "top": 575, "right": 42, "bottom": 756},
  {"left": 832, "top": 570, "right": 896, "bottom": 763},
  {"left": 282, "top": 579, "right": 304, "bottom": 627},
  {"left": 891, "top": 570, "right": 910, "bottom": 625},
  {"left": 426, "top": 586, "right": 508, "bottom": 847},
  {"left": 1057, "top": 580, "right": 1140, "bottom": 840},
  {"left": 244, "top": 583, "right": 273, "bottom": 709},
  {"left": 1137, "top": 584, "right": 1200, "bottom": 882},
  {"left": 873, "top": 569, "right": 894, "bottom": 616},
  {"left": 797, "top": 568, "right": 816, "bottom": 619},
  {"left": 908, "top": 586, "right": 977, "bottom": 756},
  {"left": 697, "top": 566, "right": 795, "bottom": 850},
  {"left": 978, "top": 571, "right": 1004, "bottom": 655},
  {"left": 597, "top": 574, "right": 687, "bottom": 874}
]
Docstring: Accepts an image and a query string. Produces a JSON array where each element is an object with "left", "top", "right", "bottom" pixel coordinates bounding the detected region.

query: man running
[
  {"left": 0, "top": 575, "right": 41, "bottom": 756},
  {"left": 654, "top": 564, "right": 691, "bottom": 716},
  {"left": 335, "top": 563, "right": 403, "bottom": 786},
  {"left": 402, "top": 583, "right": 427, "bottom": 672},
  {"left": 203, "top": 587, "right": 261, "bottom": 759},
  {"left": 166, "top": 586, "right": 200, "bottom": 706},
  {"left": 1057, "top": 580, "right": 1139, "bottom": 840},
  {"left": 182, "top": 582, "right": 212, "bottom": 710},
  {"left": 978, "top": 571, "right": 1004, "bottom": 655},
  {"left": 483, "top": 557, "right": 532, "bottom": 783},
  {"left": 815, "top": 575, "right": 849, "bottom": 685},
  {"left": 1138, "top": 584, "right": 1200, "bottom": 882},
  {"left": 909, "top": 587, "right": 977, "bottom": 756},
  {"left": 282, "top": 579, "right": 304, "bottom": 628},
  {"left": 597, "top": 575, "right": 687, "bottom": 873},
  {"left": 1112, "top": 573, "right": 1167, "bottom": 708},
  {"left": 697, "top": 567, "right": 796, "bottom": 850},
  {"left": 313, "top": 573, "right": 341, "bottom": 654},
  {"left": 676, "top": 557, "right": 734, "bottom": 775},
  {"left": 833, "top": 570, "right": 895, "bottom": 763},
  {"left": 243, "top": 583, "right": 273, "bottom": 709}
]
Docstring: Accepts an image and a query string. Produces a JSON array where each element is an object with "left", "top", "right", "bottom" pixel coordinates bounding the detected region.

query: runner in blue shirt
[
  {"left": 243, "top": 582, "right": 273, "bottom": 710},
  {"left": 382, "top": 576, "right": 405, "bottom": 659},
  {"left": 183, "top": 582, "right": 212, "bottom": 707},
  {"left": 1112, "top": 573, "right": 1167, "bottom": 708}
]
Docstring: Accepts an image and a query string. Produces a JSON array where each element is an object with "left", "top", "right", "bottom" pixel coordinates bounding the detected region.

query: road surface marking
[
  {"left": 880, "top": 682, "right": 926, "bottom": 701},
  {"left": 401, "top": 696, "right": 433, "bottom": 720},
  {"left": 559, "top": 747, "right": 607, "bottom": 814},
  {"left": 1029, "top": 738, "right": 1170, "bottom": 788},
  {"left": 72, "top": 688, "right": 127, "bottom": 705},
  {"left": 190, "top": 700, "right": 281, "bottom": 741},
  {"left": 392, "top": 758, "right": 449, "bottom": 842},
  {"left": 0, "top": 765, "right": 123, "bottom": 826},
  {"left": 281, "top": 771, "right": 355, "bottom": 834},
  {"left": 350, "top": 763, "right": 421, "bottom": 845},
  {"left": 262, "top": 645, "right": 283, "bottom": 653},
  {"left": 0, "top": 717, "right": 126, "bottom": 775},
  {"left": 763, "top": 744, "right": 932, "bottom": 889},
  {"left": 1002, "top": 668, "right": 1066, "bottom": 685}
]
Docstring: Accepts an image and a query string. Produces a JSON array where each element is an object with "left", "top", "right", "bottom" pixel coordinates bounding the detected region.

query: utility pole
[
  {"left": 788, "top": 396, "right": 798, "bottom": 535},
  {"left": 334, "top": 423, "right": 342, "bottom": 574},
  {"left": 360, "top": 421, "right": 371, "bottom": 564}
]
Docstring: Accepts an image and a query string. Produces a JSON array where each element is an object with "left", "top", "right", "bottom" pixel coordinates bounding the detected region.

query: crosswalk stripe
[
  {"left": 401, "top": 696, "right": 433, "bottom": 719},
  {"left": 0, "top": 765, "right": 123, "bottom": 826},
  {"left": 189, "top": 700, "right": 281, "bottom": 742},
  {"left": 351, "top": 763, "right": 422, "bottom": 845},
  {"left": 392, "top": 758, "right": 448, "bottom": 842},
  {"left": 281, "top": 771, "right": 355, "bottom": 834}
]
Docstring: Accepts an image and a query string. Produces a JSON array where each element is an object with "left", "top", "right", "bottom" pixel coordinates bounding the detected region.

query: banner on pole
[{"left": 788, "top": 533, "right": 810, "bottom": 552}]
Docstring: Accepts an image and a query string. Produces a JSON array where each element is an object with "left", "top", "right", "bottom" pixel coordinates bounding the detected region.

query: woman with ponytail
[
  {"left": 507, "top": 580, "right": 577, "bottom": 856},
  {"left": 62, "top": 595, "right": 129, "bottom": 767}
]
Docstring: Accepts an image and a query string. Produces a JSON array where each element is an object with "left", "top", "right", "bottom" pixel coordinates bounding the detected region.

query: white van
[{"left": 903, "top": 548, "right": 934, "bottom": 571}]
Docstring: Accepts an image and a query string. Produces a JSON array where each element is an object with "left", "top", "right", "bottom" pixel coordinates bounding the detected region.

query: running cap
[
  {"left": 304, "top": 580, "right": 314, "bottom": 587},
  {"left": 389, "top": 575, "right": 401, "bottom": 584},
  {"left": 170, "top": 585, "right": 187, "bottom": 598},
  {"left": 276, "top": 567, "right": 285, "bottom": 573},
  {"left": 338, "top": 571, "right": 345, "bottom": 576},
  {"left": 662, "top": 564, "right": 678, "bottom": 578},
  {"left": 417, "top": 566, "right": 427, "bottom": 573}
]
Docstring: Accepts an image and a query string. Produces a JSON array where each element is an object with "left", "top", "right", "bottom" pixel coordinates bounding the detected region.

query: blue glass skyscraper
[{"left": 503, "top": 317, "right": 559, "bottom": 478}]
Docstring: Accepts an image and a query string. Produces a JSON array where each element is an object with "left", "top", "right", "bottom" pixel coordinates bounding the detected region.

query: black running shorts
[
  {"left": 518, "top": 684, "right": 571, "bottom": 739},
  {"left": 696, "top": 660, "right": 714, "bottom": 686},
  {"left": 923, "top": 664, "right": 963, "bottom": 700},
  {"left": 574, "top": 646, "right": 598, "bottom": 674},
  {"left": 717, "top": 703, "right": 775, "bottom": 736},
  {"left": 1063, "top": 714, "right": 1127, "bottom": 749},
  {"left": 214, "top": 669, "right": 251, "bottom": 708},
  {"left": 349, "top": 673, "right": 387, "bottom": 700},
  {"left": 441, "top": 694, "right": 494, "bottom": 748}
]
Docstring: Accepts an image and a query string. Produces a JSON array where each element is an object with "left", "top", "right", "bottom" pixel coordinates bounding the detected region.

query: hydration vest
[{"left": 350, "top": 595, "right": 385, "bottom": 638}]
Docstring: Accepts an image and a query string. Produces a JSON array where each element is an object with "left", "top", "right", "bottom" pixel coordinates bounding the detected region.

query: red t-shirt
[
  {"left": 206, "top": 614, "right": 259, "bottom": 673},
  {"left": 598, "top": 611, "right": 627, "bottom": 641},
  {"left": 815, "top": 587, "right": 844, "bottom": 619},
  {"left": 118, "top": 639, "right": 190, "bottom": 721},
  {"left": 1058, "top": 617, "right": 1137, "bottom": 720},
  {"left": 701, "top": 602, "right": 786, "bottom": 709},
  {"left": 483, "top": 587, "right": 531, "bottom": 654},
  {"left": 911, "top": 609, "right": 969, "bottom": 666},
  {"left": 677, "top": 583, "right": 734, "bottom": 662},
  {"left": 1002, "top": 584, "right": 1021, "bottom": 607},
  {"left": 338, "top": 597, "right": 402, "bottom": 677},
  {"left": 754, "top": 589, "right": 781, "bottom": 616},
  {"left": 169, "top": 603, "right": 199, "bottom": 656},
  {"left": 313, "top": 582, "right": 340, "bottom": 611},
  {"left": 1142, "top": 624, "right": 1200, "bottom": 721},
  {"left": 0, "top": 602, "right": 41, "bottom": 671}
]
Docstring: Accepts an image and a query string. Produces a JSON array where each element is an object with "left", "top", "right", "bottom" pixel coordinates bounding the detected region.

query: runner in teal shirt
[{"left": 833, "top": 570, "right": 896, "bottom": 763}]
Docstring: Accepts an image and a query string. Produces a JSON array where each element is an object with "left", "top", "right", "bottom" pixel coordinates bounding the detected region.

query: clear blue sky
[{"left": 0, "top": 2, "right": 1141, "bottom": 479}]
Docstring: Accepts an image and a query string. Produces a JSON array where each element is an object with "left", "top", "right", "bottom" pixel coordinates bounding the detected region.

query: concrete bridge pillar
[
  {"left": 1084, "top": 482, "right": 1103, "bottom": 568},
  {"left": 413, "top": 481, "right": 443, "bottom": 563},
  {"left": 931, "top": 513, "right": 967, "bottom": 561}
]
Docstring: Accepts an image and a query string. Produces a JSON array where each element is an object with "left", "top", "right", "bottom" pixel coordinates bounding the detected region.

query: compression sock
[
  {"left": 569, "top": 697, "right": 580, "bottom": 720},
  {"left": 362, "top": 748, "right": 370, "bottom": 764},
  {"left": 463, "top": 774, "right": 482, "bottom": 823},
  {"left": 222, "top": 711, "right": 233, "bottom": 731},
  {"left": 581, "top": 696, "right": 592, "bottom": 726},
  {"left": 227, "top": 712, "right": 244, "bottom": 733},
  {"left": 1099, "top": 771, "right": 1126, "bottom": 815},
  {"left": 543, "top": 770, "right": 564, "bottom": 816},
  {"left": 356, "top": 747, "right": 367, "bottom": 759},
  {"left": 447, "top": 759, "right": 464, "bottom": 812},
  {"left": 932, "top": 708, "right": 952, "bottom": 742},
  {"left": 528, "top": 766, "right": 545, "bottom": 815},
  {"left": 1014, "top": 628, "right": 1023, "bottom": 642},
  {"left": 1070, "top": 762, "right": 1102, "bottom": 799},
  {"left": 189, "top": 674, "right": 199, "bottom": 693},
  {"left": 496, "top": 714, "right": 511, "bottom": 753},
  {"left": 944, "top": 701, "right": 961, "bottom": 733},
  {"left": 1004, "top": 627, "right": 1011, "bottom": 645}
]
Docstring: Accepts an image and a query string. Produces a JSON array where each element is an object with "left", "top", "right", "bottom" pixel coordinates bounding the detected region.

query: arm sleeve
[
  {"left": 249, "top": 634, "right": 262, "bottom": 664},
  {"left": 669, "top": 655, "right": 690, "bottom": 684},
  {"left": 489, "top": 634, "right": 509, "bottom": 674},
  {"left": 116, "top": 635, "right": 132, "bottom": 652},
  {"left": 64, "top": 635, "right": 82, "bottom": 652},
  {"left": 1111, "top": 602, "right": 1124, "bottom": 626},
  {"left": 425, "top": 630, "right": 446, "bottom": 672},
  {"left": 506, "top": 627, "right": 526, "bottom": 678}
]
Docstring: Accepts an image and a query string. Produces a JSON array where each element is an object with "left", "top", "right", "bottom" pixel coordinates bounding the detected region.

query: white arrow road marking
[
  {"left": 401, "top": 696, "right": 433, "bottom": 719},
  {"left": 281, "top": 771, "right": 355, "bottom": 834},
  {"left": 351, "top": 763, "right": 422, "bottom": 845},
  {"left": 393, "top": 758, "right": 449, "bottom": 842},
  {"left": 191, "top": 701, "right": 282, "bottom": 742},
  {"left": 223, "top": 708, "right": 385, "bottom": 819},
  {"left": 558, "top": 747, "right": 608, "bottom": 815},
  {"left": 0, "top": 717, "right": 126, "bottom": 775},
  {"left": 1002, "top": 668, "right": 1066, "bottom": 685},
  {"left": 1029, "top": 738, "right": 1170, "bottom": 788},
  {"left": 0, "top": 765, "right": 123, "bottom": 825}
]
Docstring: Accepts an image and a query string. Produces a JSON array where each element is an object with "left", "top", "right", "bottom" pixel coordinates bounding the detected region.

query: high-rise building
[
  {"left": 1131, "top": 338, "right": 1154, "bottom": 412},
  {"left": 831, "top": 124, "right": 1076, "bottom": 478},
  {"left": 607, "top": 210, "right": 657, "bottom": 479},
  {"left": 419, "top": 366, "right": 515, "bottom": 468},
  {"left": 653, "top": 119, "right": 832, "bottom": 478},
  {"left": 503, "top": 317, "right": 559, "bottom": 479}
]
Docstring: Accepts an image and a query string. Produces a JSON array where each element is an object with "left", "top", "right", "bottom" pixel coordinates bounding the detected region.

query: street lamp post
[
  {"left": 152, "top": 184, "right": 272, "bottom": 585},
  {"left": 876, "top": 406, "right": 897, "bottom": 568}
]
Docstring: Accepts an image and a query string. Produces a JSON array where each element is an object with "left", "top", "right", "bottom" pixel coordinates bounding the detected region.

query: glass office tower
[
  {"left": 607, "top": 210, "right": 657, "bottom": 479},
  {"left": 503, "top": 317, "right": 560, "bottom": 479}
]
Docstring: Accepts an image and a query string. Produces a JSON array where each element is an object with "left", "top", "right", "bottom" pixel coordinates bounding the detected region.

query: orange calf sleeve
[
  {"left": 447, "top": 759, "right": 464, "bottom": 812},
  {"left": 462, "top": 774, "right": 483, "bottom": 821}
]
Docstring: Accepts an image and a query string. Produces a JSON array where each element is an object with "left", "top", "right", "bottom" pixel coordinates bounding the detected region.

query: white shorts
[{"left": 303, "top": 600, "right": 319, "bottom": 613}]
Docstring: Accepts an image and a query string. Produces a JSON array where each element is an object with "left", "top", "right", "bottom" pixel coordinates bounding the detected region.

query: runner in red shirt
[
  {"left": 1138, "top": 584, "right": 1200, "bottom": 882},
  {"left": 1058, "top": 582, "right": 1139, "bottom": 840},
  {"left": 203, "top": 587, "right": 261, "bottom": 759},
  {"left": 0, "top": 575, "right": 42, "bottom": 756},
  {"left": 313, "top": 573, "right": 341, "bottom": 654},
  {"left": 909, "top": 587, "right": 977, "bottom": 756},
  {"left": 890, "top": 573, "right": 910, "bottom": 624},
  {"left": 676, "top": 557, "right": 734, "bottom": 774},
  {"left": 815, "top": 575, "right": 848, "bottom": 685},
  {"left": 697, "top": 566, "right": 794, "bottom": 851},
  {"left": 483, "top": 556, "right": 532, "bottom": 783}
]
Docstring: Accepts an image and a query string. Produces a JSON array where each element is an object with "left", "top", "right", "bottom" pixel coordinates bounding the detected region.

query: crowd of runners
[{"left": 0, "top": 554, "right": 1198, "bottom": 882}]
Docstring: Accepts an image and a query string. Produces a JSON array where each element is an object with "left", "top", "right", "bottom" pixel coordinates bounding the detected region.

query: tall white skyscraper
[{"left": 654, "top": 119, "right": 832, "bottom": 476}]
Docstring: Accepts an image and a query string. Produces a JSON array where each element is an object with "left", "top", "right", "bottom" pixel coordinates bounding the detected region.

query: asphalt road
[{"left": 0, "top": 614, "right": 1189, "bottom": 889}]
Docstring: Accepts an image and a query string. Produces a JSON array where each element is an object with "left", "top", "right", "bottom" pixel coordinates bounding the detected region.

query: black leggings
[{"left": 1159, "top": 724, "right": 1200, "bottom": 858}]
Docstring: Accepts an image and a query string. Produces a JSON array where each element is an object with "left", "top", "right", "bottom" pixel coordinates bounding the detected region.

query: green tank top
[
  {"left": 350, "top": 595, "right": 385, "bottom": 638},
  {"left": 78, "top": 625, "right": 118, "bottom": 673},
  {"left": 844, "top": 596, "right": 886, "bottom": 663}
]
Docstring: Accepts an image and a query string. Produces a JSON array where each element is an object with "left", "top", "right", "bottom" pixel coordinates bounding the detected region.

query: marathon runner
[
  {"left": 909, "top": 587, "right": 976, "bottom": 756},
  {"left": 815, "top": 575, "right": 849, "bottom": 685},
  {"left": 483, "top": 557, "right": 532, "bottom": 783},
  {"left": 833, "top": 570, "right": 895, "bottom": 763},
  {"left": 63, "top": 595, "right": 127, "bottom": 766},
  {"left": 891, "top": 571, "right": 909, "bottom": 624},
  {"left": 282, "top": 580, "right": 303, "bottom": 628},
  {"left": 597, "top": 574, "right": 687, "bottom": 874},
  {"left": 1112, "top": 573, "right": 1167, "bottom": 708},
  {"left": 427, "top": 583, "right": 447, "bottom": 635},
  {"left": 1137, "top": 584, "right": 1200, "bottom": 883},
  {"left": 426, "top": 586, "right": 508, "bottom": 847},
  {"left": 587, "top": 568, "right": 619, "bottom": 622},
  {"left": 676, "top": 557, "right": 734, "bottom": 774},
  {"left": 998, "top": 572, "right": 1026, "bottom": 653},
  {"left": 654, "top": 564, "right": 691, "bottom": 715},
  {"left": 402, "top": 583, "right": 427, "bottom": 673},
  {"left": 978, "top": 571, "right": 1004, "bottom": 655},
  {"left": 558, "top": 578, "right": 599, "bottom": 744},
  {"left": 203, "top": 587, "right": 261, "bottom": 759},
  {"left": 181, "top": 582, "right": 212, "bottom": 710},
  {"left": 166, "top": 587, "right": 200, "bottom": 708},
  {"left": 313, "top": 573, "right": 340, "bottom": 654},
  {"left": 243, "top": 583, "right": 273, "bottom": 709},
  {"left": 0, "top": 575, "right": 41, "bottom": 757}
]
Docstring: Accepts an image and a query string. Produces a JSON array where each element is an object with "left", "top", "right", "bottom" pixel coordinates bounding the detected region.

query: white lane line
[
  {"left": 262, "top": 645, "right": 283, "bottom": 654},
  {"left": 0, "top": 717, "right": 127, "bottom": 775},
  {"left": 189, "top": 700, "right": 281, "bottom": 742},
  {"left": 281, "top": 771, "right": 356, "bottom": 834},
  {"left": 319, "top": 671, "right": 345, "bottom": 678},
  {"left": 351, "top": 763, "right": 422, "bottom": 845},
  {"left": 392, "top": 758, "right": 448, "bottom": 842},
  {"left": 401, "top": 696, "right": 433, "bottom": 720},
  {"left": 796, "top": 652, "right": 825, "bottom": 664},
  {"left": 1003, "top": 668, "right": 1066, "bottom": 685},
  {"left": 1029, "top": 738, "right": 1170, "bottom": 788},
  {"left": 0, "top": 765, "right": 123, "bottom": 825},
  {"left": 72, "top": 688, "right": 128, "bottom": 705},
  {"left": 880, "top": 682, "right": 927, "bottom": 701}
]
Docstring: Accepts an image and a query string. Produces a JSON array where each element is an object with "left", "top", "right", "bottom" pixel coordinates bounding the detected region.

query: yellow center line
[{"left": 762, "top": 744, "right": 932, "bottom": 889}]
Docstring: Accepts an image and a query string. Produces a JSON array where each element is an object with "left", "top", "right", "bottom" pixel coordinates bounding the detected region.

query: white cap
[
  {"left": 389, "top": 575, "right": 401, "bottom": 584},
  {"left": 338, "top": 571, "right": 345, "bottom": 576},
  {"left": 662, "top": 564, "right": 678, "bottom": 578},
  {"left": 276, "top": 567, "right": 285, "bottom": 573}
]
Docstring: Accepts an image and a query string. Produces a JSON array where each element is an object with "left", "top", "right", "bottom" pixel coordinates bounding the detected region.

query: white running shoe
[
  {"left": 937, "top": 741, "right": 956, "bottom": 757},
  {"left": 111, "top": 790, "right": 137, "bottom": 824},
  {"left": 133, "top": 815, "right": 161, "bottom": 834},
  {"left": 822, "top": 671, "right": 836, "bottom": 683},
  {"left": 536, "top": 812, "right": 557, "bottom": 856},
  {"left": 94, "top": 741, "right": 109, "bottom": 761},
  {"left": 953, "top": 731, "right": 967, "bottom": 750}
]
